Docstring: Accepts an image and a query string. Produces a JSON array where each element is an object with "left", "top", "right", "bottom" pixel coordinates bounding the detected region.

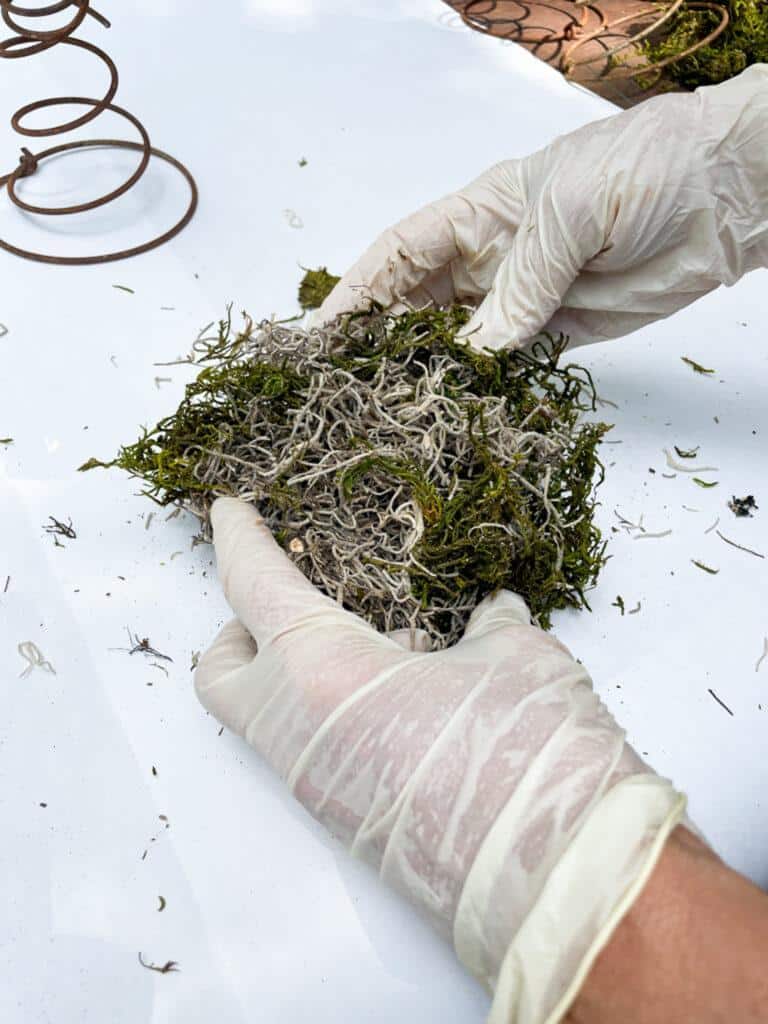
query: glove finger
[
  {"left": 455, "top": 590, "right": 577, "bottom": 665},
  {"left": 210, "top": 497, "right": 378, "bottom": 650},
  {"left": 194, "top": 617, "right": 262, "bottom": 735},
  {"left": 386, "top": 627, "right": 432, "bottom": 653},
  {"left": 401, "top": 265, "right": 465, "bottom": 311},
  {"left": 459, "top": 183, "right": 600, "bottom": 352},
  {"left": 459, "top": 590, "right": 532, "bottom": 643},
  {"left": 376, "top": 262, "right": 465, "bottom": 317},
  {"left": 314, "top": 193, "right": 472, "bottom": 325},
  {"left": 366, "top": 267, "right": 463, "bottom": 321}
]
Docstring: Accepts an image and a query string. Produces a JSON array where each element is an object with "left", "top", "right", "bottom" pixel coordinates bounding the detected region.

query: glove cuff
[{"left": 454, "top": 774, "right": 686, "bottom": 1024}]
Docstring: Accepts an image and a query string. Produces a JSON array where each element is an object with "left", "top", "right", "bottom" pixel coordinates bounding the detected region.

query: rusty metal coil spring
[
  {"left": 454, "top": 0, "right": 730, "bottom": 86},
  {"left": 0, "top": 0, "right": 197, "bottom": 265}
]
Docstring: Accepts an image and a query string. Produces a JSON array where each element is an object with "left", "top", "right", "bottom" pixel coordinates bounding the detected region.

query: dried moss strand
[{"left": 81, "top": 300, "right": 609, "bottom": 647}]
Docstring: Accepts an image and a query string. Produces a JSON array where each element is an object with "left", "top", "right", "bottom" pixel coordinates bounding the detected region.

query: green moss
[
  {"left": 641, "top": 0, "right": 768, "bottom": 88},
  {"left": 297, "top": 267, "right": 341, "bottom": 310},
  {"left": 81, "top": 346, "right": 307, "bottom": 506},
  {"left": 80, "top": 298, "right": 610, "bottom": 637}
]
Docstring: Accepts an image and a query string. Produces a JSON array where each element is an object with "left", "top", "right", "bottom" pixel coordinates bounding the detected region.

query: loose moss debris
[
  {"left": 692, "top": 558, "right": 719, "bottom": 574},
  {"left": 681, "top": 355, "right": 715, "bottom": 375},
  {"left": 114, "top": 629, "right": 173, "bottom": 662},
  {"left": 729, "top": 494, "right": 758, "bottom": 517},
  {"left": 716, "top": 530, "right": 765, "bottom": 558},
  {"left": 43, "top": 515, "right": 76, "bottom": 541},
  {"left": 663, "top": 448, "right": 718, "bottom": 473},
  {"left": 708, "top": 687, "right": 734, "bottom": 716},
  {"left": 18, "top": 641, "right": 56, "bottom": 678},
  {"left": 297, "top": 266, "right": 341, "bottom": 310},
  {"left": 138, "top": 953, "right": 178, "bottom": 974},
  {"left": 81, "top": 299, "right": 610, "bottom": 646}
]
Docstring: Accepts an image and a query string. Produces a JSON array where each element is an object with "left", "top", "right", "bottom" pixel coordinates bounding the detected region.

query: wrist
[{"left": 566, "top": 826, "right": 768, "bottom": 1024}]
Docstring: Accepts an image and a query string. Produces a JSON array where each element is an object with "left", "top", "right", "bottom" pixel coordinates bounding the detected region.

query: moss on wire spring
[
  {"left": 641, "top": 0, "right": 768, "bottom": 89},
  {"left": 80, "top": 298, "right": 610, "bottom": 647}
]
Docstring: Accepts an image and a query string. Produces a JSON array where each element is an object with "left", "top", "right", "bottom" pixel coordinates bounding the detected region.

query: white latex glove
[
  {"left": 315, "top": 64, "right": 768, "bottom": 351},
  {"left": 195, "top": 498, "right": 687, "bottom": 1024}
]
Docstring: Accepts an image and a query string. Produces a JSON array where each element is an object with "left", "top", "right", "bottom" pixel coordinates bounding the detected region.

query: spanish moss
[{"left": 81, "top": 298, "right": 610, "bottom": 647}]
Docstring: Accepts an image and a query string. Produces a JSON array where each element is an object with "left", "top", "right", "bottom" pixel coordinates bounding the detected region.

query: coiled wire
[{"left": 0, "top": 0, "right": 197, "bottom": 265}]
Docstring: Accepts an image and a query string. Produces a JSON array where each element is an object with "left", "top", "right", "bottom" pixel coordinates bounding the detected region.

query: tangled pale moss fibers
[{"left": 81, "top": 302, "right": 610, "bottom": 647}]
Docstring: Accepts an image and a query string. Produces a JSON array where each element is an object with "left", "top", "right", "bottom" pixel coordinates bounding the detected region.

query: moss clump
[
  {"left": 81, "top": 299, "right": 610, "bottom": 645},
  {"left": 297, "top": 266, "right": 340, "bottom": 310},
  {"left": 642, "top": 0, "right": 768, "bottom": 88}
]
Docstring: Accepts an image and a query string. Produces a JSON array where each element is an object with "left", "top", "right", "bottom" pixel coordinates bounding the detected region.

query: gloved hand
[
  {"left": 195, "top": 497, "right": 687, "bottom": 1024},
  {"left": 315, "top": 64, "right": 768, "bottom": 351}
]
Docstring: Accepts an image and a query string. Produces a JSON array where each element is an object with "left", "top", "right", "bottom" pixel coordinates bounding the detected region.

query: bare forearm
[{"left": 567, "top": 826, "right": 768, "bottom": 1023}]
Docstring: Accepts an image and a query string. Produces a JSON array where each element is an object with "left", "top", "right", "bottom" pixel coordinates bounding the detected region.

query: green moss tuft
[
  {"left": 297, "top": 266, "right": 341, "bottom": 310},
  {"left": 642, "top": 0, "right": 768, "bottom": 88}
]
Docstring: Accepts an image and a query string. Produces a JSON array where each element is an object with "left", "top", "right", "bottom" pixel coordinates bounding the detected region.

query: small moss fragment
[
  {"left": 298, "top": 267, "right": 341, "bottom": 310},
  {"left": 674, "top": 445, "right": 699, "bottom": 459},
  {"left": 681, "top": 356, "right": 715, "bottom": 375},
  {"left": 692, "top": 558, "right": 719, "bottom": 574},
  {"left": 728, "top": 494, "right": 758, "bottom": 517}
]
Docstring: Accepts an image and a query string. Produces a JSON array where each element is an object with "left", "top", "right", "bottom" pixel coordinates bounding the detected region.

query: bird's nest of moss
[{"left": 81, "top": 297, "right": 610, "bottom": 647}]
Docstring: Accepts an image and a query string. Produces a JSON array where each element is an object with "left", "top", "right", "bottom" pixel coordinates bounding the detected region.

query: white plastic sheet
[{"left": 1, "top": 3, "right": 766, "bottom": 1021}]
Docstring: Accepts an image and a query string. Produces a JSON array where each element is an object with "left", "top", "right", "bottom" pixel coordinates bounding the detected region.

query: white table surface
[{"left": 1, "top": 3, "right": 766, "bottom": 1022}]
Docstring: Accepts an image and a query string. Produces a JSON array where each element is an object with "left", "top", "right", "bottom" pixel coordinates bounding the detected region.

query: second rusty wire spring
[{"left": 452, "top": 0, "right": 730, "bottom": 85}]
